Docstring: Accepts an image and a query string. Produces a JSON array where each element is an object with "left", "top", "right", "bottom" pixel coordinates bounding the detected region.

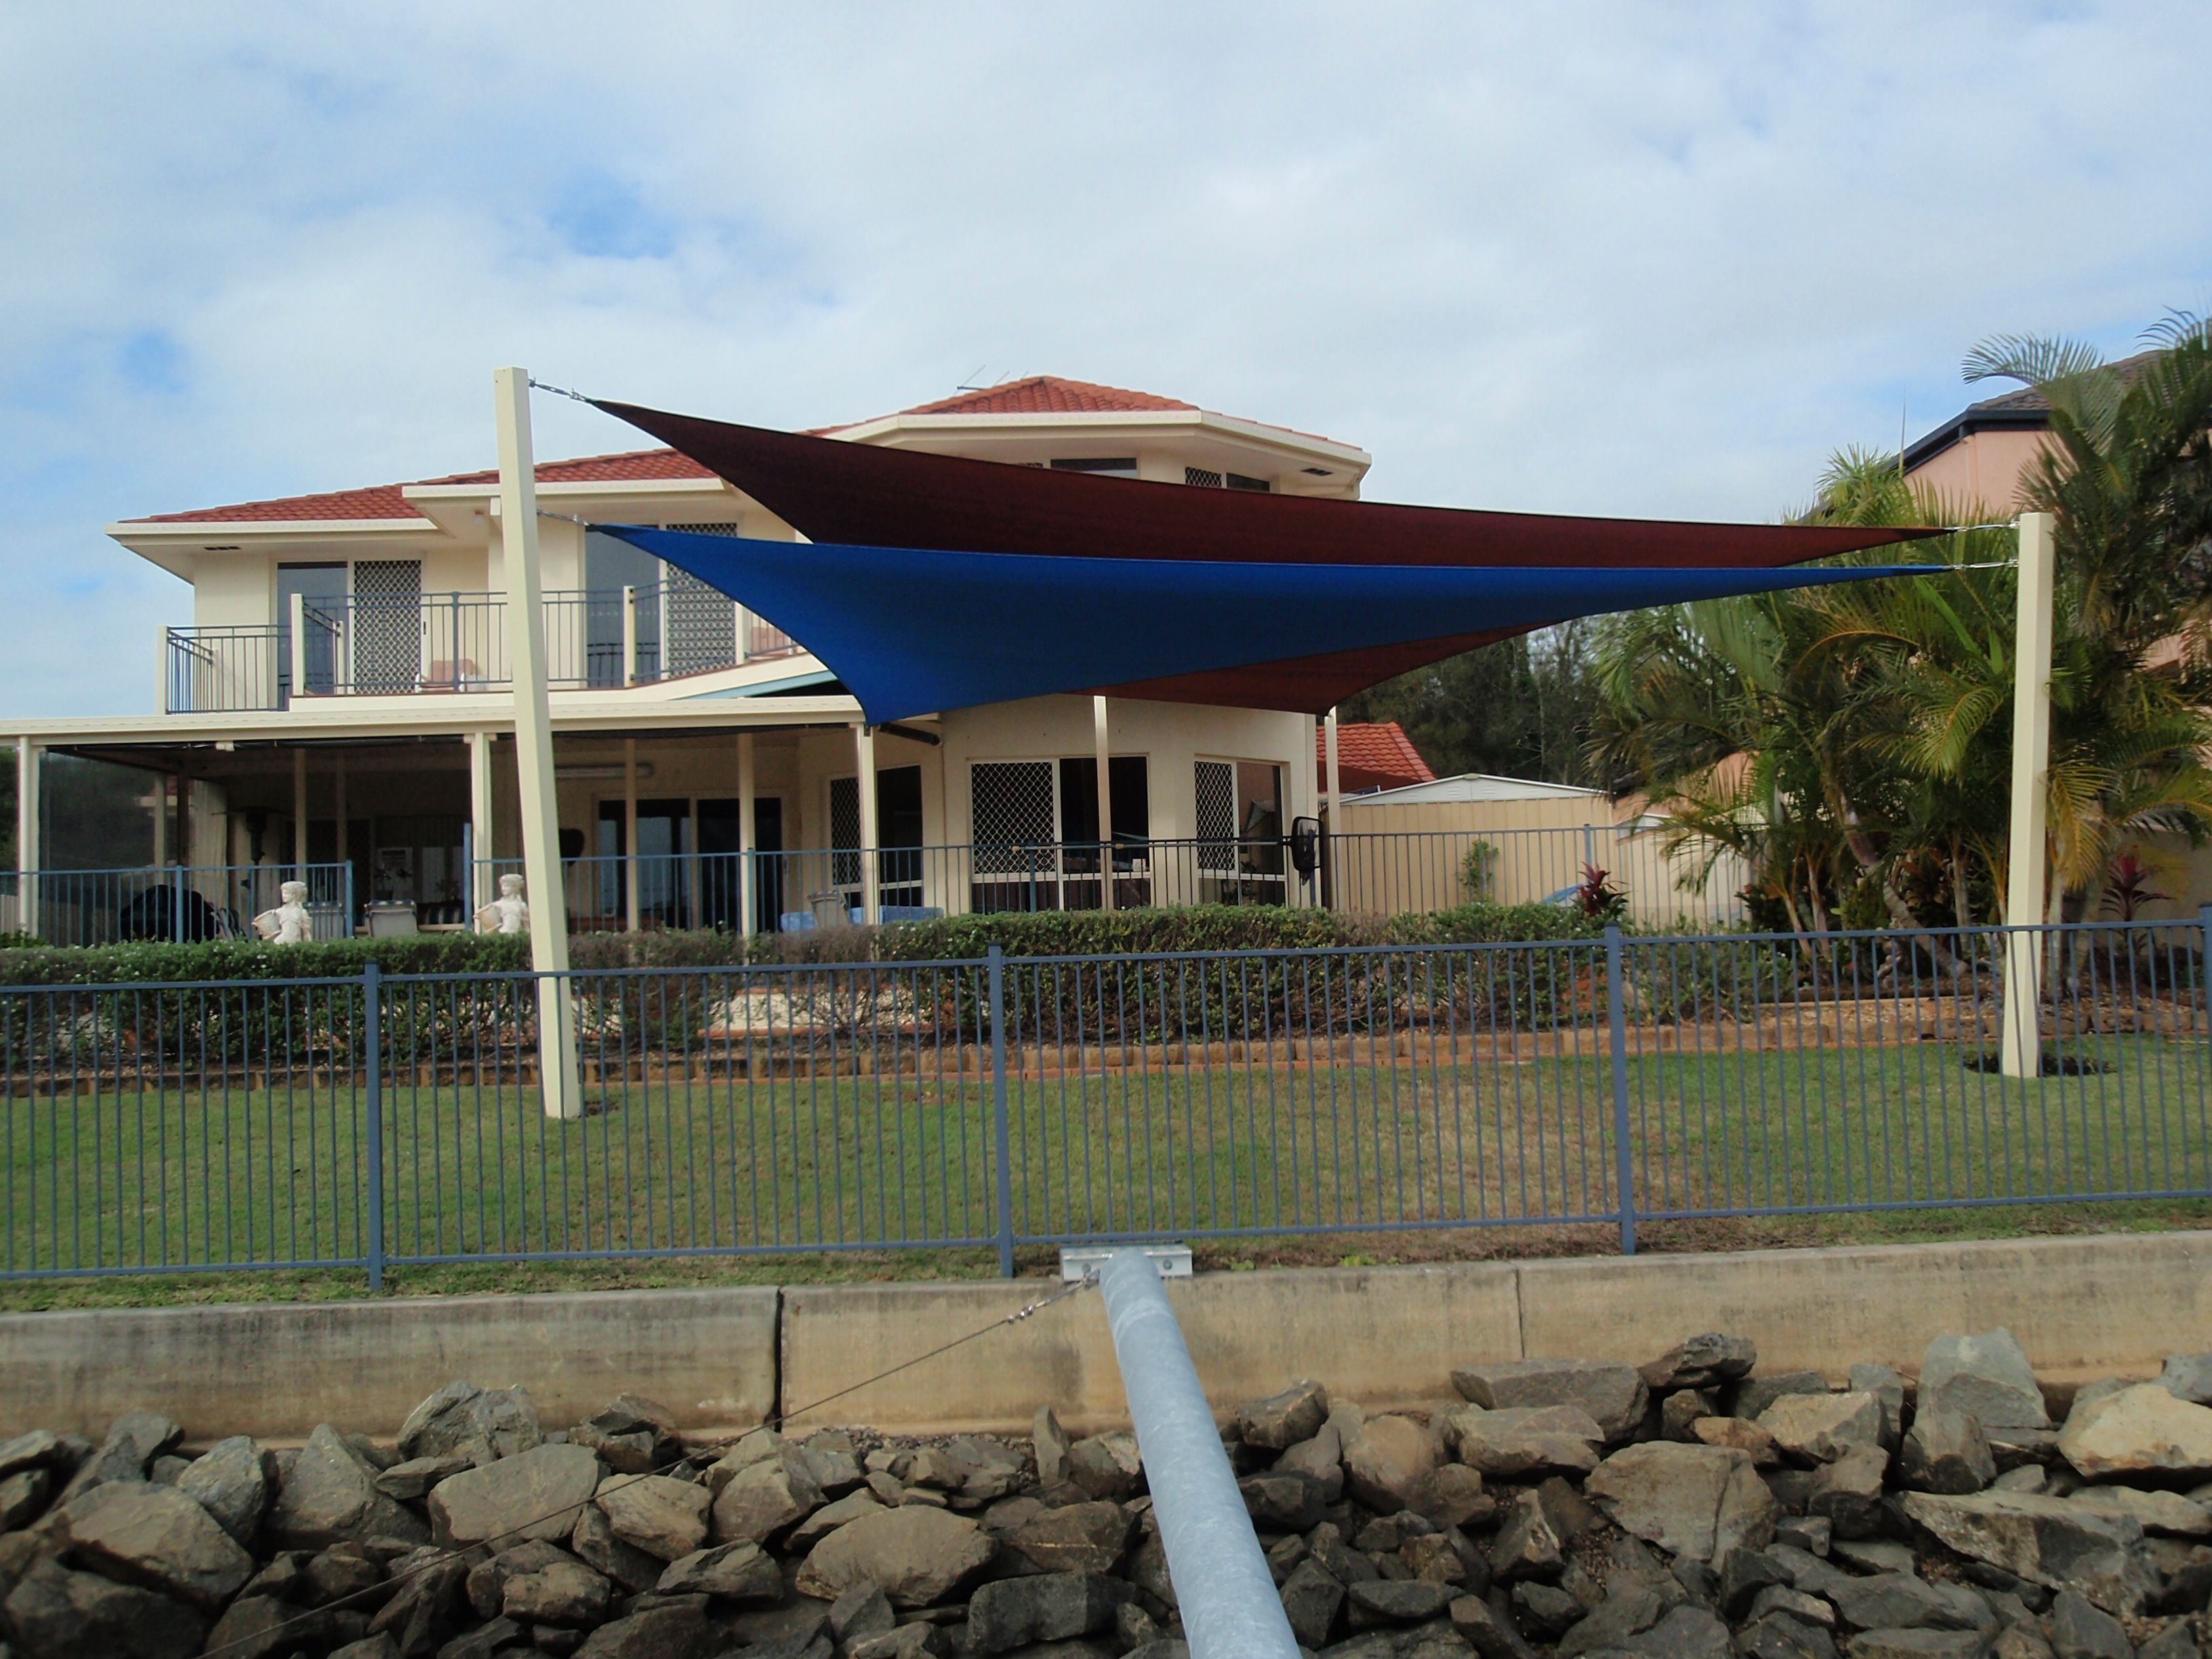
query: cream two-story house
[{"left": 14, "top": 378, "right": 1372, "bottom": 941}]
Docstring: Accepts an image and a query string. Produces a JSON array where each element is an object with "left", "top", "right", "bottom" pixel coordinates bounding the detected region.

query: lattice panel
[
  {"left": 971, "top": 762, "right": 1055, "bottom": 874},
  {"left": 829, "top": 775, "right": 861, "bottom": 886},
  {"left": 663, "top": 527, "right": 740, "bottom": 677},
  {"left": 352, "top": 560, "right": 422, "bottom": 692},
  {"left": 1184, "top": 466, "right": 1225, "bottom": 488},
  {"left": 1194, "top": 760, "right": 1236, "bottom": 867}
]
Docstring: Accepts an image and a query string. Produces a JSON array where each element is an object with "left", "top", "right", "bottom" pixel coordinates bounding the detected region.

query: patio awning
[
  {"left": 592, "top": 400, "right": 1948, "bottom": 718},
  {"left": 599, "top": 524, "right": 1944, "bottom": 726}
]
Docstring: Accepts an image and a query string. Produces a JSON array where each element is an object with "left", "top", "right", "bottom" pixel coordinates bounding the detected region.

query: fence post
[
  {"left": 171, "top": 865, "right": 186, "bottom": 944},
  {"left": 1603, "top": 924, "right": 1637, "bottom": 1256},
  {"left": 2200, "top": 906, "right": 2212, "bottom": 1042},
  {"left": 363, "top": 962, "right": 386, "bottom": 1292},
  {"left": 987, "top": 944, "right": 1015, "bottom": 1277}
]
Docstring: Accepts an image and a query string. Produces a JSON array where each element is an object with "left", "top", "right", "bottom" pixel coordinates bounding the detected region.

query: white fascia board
[
  {"left": 831, "top": 408, "right": 1368, "bottom": 470},
  {"left": 13, "top": 694, "right": 865, "bottom": 748},
  {"left": 416, "top": 476, "right": 742, "bottom": 516},
  {"left": 106, "top": 517, "right": 436, "bottom": 543}
]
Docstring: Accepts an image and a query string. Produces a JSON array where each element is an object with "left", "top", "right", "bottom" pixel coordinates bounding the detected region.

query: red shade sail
[{"left": 596, "top": 399, "right": 1944, "bottom": 713}]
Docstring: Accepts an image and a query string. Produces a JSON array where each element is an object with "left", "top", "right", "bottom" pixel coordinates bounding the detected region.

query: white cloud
[{"left": 2, "top": 0, "right": 2207, "bottom": 714}]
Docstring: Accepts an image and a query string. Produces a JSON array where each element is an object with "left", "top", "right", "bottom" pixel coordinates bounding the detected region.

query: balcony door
[{"left": 276, "top": 564, "right": 345, "bottom": 703}]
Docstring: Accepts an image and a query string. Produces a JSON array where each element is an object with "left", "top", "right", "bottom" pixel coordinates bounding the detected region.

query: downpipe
[{"left": 1098, "top": 1250, "right": 1302, "bottom": 1659}]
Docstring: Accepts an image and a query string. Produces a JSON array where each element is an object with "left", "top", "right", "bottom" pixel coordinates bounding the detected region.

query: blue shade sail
[{"left": 600, "top": 525, "right": 1942, "bottom": 726}]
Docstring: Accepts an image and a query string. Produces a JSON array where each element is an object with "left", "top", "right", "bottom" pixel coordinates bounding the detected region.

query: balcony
[{"left": 163, "top": 586, "right": 804, "bottom": 714}]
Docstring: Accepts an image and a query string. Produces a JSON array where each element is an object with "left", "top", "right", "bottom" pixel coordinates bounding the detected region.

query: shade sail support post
[
  {"left": 855, "top": 722, "right": 879, "bottom": 924},
  {"left": 494, "top": 366, "right": 580, "bottom": 1122},
  {"left": 2001, "top": 511, "right": 2056, "bottom": 1080},
  {"left": 737, "top": 731, "right": 757, "bottom": 936},
  {"left": 15, "top": 739, "right": 40, "bottom": 937},
  {"left": 1093, "top": 695, "right": 1115, "bottom": 913},
  {"left": 1098, "top": 1250, "right": 1303, "bottom": 1659}
]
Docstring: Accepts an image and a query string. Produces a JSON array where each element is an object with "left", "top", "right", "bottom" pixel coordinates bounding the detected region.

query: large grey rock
[
  {"left": 1807, "top": 1445, "right": 1892, "bottom": 1540},
  {"left": 1345, "top": 1416, "right": 1437, "bottom": 1511},
  {"left": 1761, "top": 1394, "right": 1885, "bottom": 1466},
  {"left": 1065, "top": 1433, "right": 1143, "bottom": 1500},
  {"left": 901, "top": 1437, "right": 1027, "bottom": 1503},
  {"left": 58, "top": 1412, "right": 183, "bottom": 1502},
  {"left": 2064, "top": 1485, "right": 2211, "bottom": 1536},
  {"left": 1921, "top": 1332, "right": 2050, "bottom": 1431},
  {"left": 571, "top": 1499, "right": 662, "bottom": 1593},
  {"left": 1851, "top": 1366, "right": 1908, "bottom": 1446},
  {"left": 1446, "top": 1404, "right": 1605, "bottom": 1479},
  {"left": 1488, "top": 1487, "right": 1568, "bottom": 1582},
  {"left": 428, "top": 1442, "right": 603, "bottom": 1548},
  {"left": 595, "top": 1473, "right": 709, "bottom": 1559},
  {"left": 794, "top": 1504, "right": 996, "bottom": 1607},
  {"left": 802, "top": 1431, "right": 865, "bottom": 1498},
  {"left": 1586, "top": 1443, "right": 1778, "bottom": 1562},
  {"left": 1559, "top": 1582, "right": 1667, "bottom": 1656},
  {"left": 1277, "top": 1425, "right": 1346, "bottom": 1502},
  {"left": 657, "top": 1538, "right": 784, "bottom": 1601},
  {"left": 1241, "top": 1381, "right": 1332, "bottom": 1450},
  {"left": 569, "top": 1393, "right": 679, "bottom": 1477},
  {"left": 396, "top": 1380, "right": 542, "bottom": 1467},
  {"left": 1454, "top": 1361, "right": 1650, "bottom": 1442},
  {"left": 1641, "top": 1335, "right": 1759, "bottom": 1393},
  {"left": 1896, "top": 1491, "right": 2154, "bottom": 1614},
  {"left": 712, "top": 1444, "right": 825, "bottom": 1543},
  {"left": 1738, "top": 1614, "right": 1840, "bottom": 1659},
  {"left": 968, "top": 1571, "right": 1128, "bottom": 1652},
  {"left": 2047, "top": 1591, "right": 2131, "bottom": 1659},
  {"left": 572, "top": 1595, "right": 723, "bottom": 1659},
  {"left": 1451, "top": 1590, "right": 1544, "bottom": 1659},
  {"left": 792, "top": 1490, "right": 887, "bottom": 1548},
  {"left": 173, "top": 1435, "right": 270, "bottom": 1548},
  {"left": 1736, "top": 1375, "right": 1833, "bottom": 1422},
  {"left": 0, "top": 1467, "right": 52, "bottom": 1530},
  {"left": 1408, "top": 1463, "right": 1492, "bottom": 1530},
  {"left": 58, "top": 1481, "right": 255, "bottom": 1610},
  {"left": 1033, "top": 1408, "right": 1071, "bottom": 1489},
  {"left": 0, "top": 1429, "right": 75, "bottom": 1482},
  {"left": 1900, "top": 1410, "right": 1995, "bottom": 1496},
  {"left": 1240, "top": 1470, "right": 1329, "bottom": 1531},
  {"left": 832, "top": 1582, "right": 899, "bottom": 1647},
  {"left": 1007, "top": 1500, "right": 1134, "bottom": 1575},
  {"left": 266, "top": 1425, "right": 428, "bottom": 1550},
  {"left": 466, "top": 1539, "right": 571, "bottom": 1619},
  {"left": 365, "top": 1551, "right": 466, "bottom": 1655},
  {"left": 1348, "top": 1578, "right": 1454, "bottom": 1624},
  {"left": 1, "top": 1555, "right": 208, "bottom": 1659},
  {"left": 1622, "top": 1604, "right": 1732, "bottom": 1659},
  {"left": 1279, "top": 1558, "right": 1346, "bottom": 1647},
  {"left": 1827, "top": 1574, "right": 1988, "bottom": 1634},
  {"left": 504, "top": 1556, "right": 613, "bottom": 1627},
  {"left": 373, "top": 1453, "right": 471, "bottom": 1501},
  {"left": 201, "top": 1593, "right": 327, "bottom": 1659},
  {"left": 1692, "top": 1416, "right": 1780, "bottom": 1465},
  {"left": 2159, "top": 1355, "right": 2212, "bottom": 1408},
  {"left": 1843, "top": 1633, "right": 1988, "bottom": 1659},
  {"left": 2058, "top": 1385, "right": 2212, "bottom": 1479}
]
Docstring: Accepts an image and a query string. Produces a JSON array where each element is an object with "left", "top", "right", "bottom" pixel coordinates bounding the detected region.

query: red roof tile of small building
[
  {"left": 818, "top": 373, "right": 1348, "bottom": 447},
  {"left": 125, "top": 447, "right": 717, "bottom": 526},
  {"left": 1317, "top": 721, "right": 1437, "bottom": 794}
]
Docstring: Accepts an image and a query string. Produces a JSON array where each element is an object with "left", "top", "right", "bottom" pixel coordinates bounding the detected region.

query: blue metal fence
[
  {"left": 1, "top": 863, "right": 354, "bottom": 948},
  {"left": 3, "top": 915, "right": 2209, "bottom": 1287}
]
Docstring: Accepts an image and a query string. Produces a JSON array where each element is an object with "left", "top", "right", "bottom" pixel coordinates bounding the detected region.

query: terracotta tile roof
[
  {"left": 125, "top": 447, "right": 716, "bottom": 525},
  {"left": 1317, "top": 721, "right": 1436, "bottom": 794},
  {"left": 819, "top": 373, "right": 1352, "bottom": 449}
]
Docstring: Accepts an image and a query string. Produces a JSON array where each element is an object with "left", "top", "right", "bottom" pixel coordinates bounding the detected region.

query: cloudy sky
[{"left": 4, "top": 3, "right": 2207, "bottom": 716}]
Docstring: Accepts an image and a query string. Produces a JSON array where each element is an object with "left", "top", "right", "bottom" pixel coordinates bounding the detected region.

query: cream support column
[
  {"left": 2001, "top": 511, "right": 2057, "bottom": 1080},
  {"left": 855, "top": 723, "right": 880, "bottom": 924},
  {"left": 623, "top": 738, "right": 641, "bottom": 934},
  {"left": 16, "top": 740, "right": 40, "bottom": 937},
  {"left": 1093, "top": 695, "right": 1115, "bottom": 912},
  {"left": 468, "top": 731, "right": 496, "bottom": 910},
  {"left": 737, "top": 732, "right": 757, "bottom": 936},
  {"left": 494, "top": 366, "right": 579, "bottom": 1122},
  {"left": 1324, "top": 708, "right": 1342, "bottom": 913},
  {"left": 292, "top": 747, "right": 308, "bottom": 874}
]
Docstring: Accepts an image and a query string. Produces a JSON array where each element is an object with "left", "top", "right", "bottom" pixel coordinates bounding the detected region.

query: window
[
  {"left": 970, "top": 761, "right": 1056, "bottom": 870},
  {"left": 275, "top": 564, "right": 345, "bottom": 700},
  {"left": 969, "top": 756, "right": 1153, "bottom": 912},
  {"left": 594, "top": 798, "right": 691, "bottom": 926},
  {"left": 829, "top": 766, "right": 925, "bottom": 905},
  {"left": 1184, "top": 467, "right": 1271, "bottom": 492},
  {"left": 1055, "top": 756, "right": 1150, "bottom": 848},
  {"left": 1195, "top": 758, "right": 1286, "bottom": 884},
  {"left": 1050, "top": 457, "right": 1139, "bottom": 479}
]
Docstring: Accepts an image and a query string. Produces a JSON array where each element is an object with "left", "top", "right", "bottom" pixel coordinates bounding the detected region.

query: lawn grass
[{"left": 5, "top": 1030, "right": 2211, "bottom": 1312}]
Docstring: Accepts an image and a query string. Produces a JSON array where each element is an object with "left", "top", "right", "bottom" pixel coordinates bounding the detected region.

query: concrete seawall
[{"left": 5, "top": 1230, "right": 2207, "bottom": 1440}]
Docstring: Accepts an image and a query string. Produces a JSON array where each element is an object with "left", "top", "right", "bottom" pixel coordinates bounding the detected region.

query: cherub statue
[
  {"left": 475, "top": 873, "right": 530, "bottom": 935},
  {"left": 251, "top": 880, "right": 314, "bottom": 945}
]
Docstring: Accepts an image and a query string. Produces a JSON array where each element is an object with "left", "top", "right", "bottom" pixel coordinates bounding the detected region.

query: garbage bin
[{"left": 810, "top": 891, "right": 847, "bottom": 929}]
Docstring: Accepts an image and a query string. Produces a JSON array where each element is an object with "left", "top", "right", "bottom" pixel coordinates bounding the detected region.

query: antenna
[
  {"left": 1900, "top": 395, "right": 1908, "bottom": 476},
  {"left": 956, "top": 364, "right": 990, "bottom": 392}
]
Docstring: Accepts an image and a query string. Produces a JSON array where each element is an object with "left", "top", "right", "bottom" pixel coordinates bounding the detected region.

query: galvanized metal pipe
[{"left": 1098, "top": 1250, "right": 1300, "bottom": 1659}]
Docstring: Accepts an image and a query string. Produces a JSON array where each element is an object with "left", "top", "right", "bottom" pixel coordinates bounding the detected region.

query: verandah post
[
  {"left": 363, "top": 962, "right": 386, "bottom": 1291},
  {"left": 1604, "top": 924, "right": 1637, "bottom": 1256},
  {"left": 988, "top": 944, "right": 1015, "bottom": 1277}
]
